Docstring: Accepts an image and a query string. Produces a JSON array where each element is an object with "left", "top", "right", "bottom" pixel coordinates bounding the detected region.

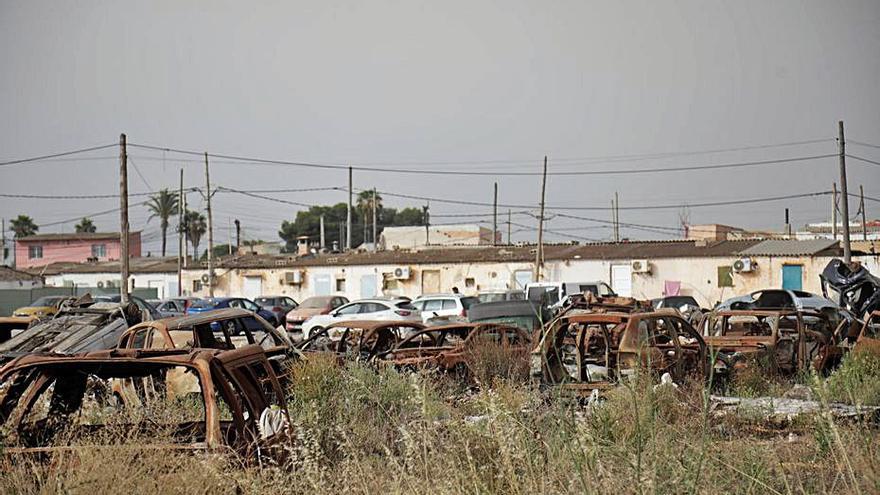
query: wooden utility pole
[
  {"left": 119, "top": 133, "right": 130, "bottom": 303},
  {"left": 838, "top": 121, "right": 852, "bottom": 263},
  {"left": 372, "top": 188, "right": 377, "bottom": 251},
  {"left": 182, "top": 190, "right": 188, "bottom": 267},
  {"left": 832, "top": 182, "right": 838, "bottom": 239},
  {"left": 346, "top": 167, "right": 353, "bottom": 251},
  {"left": 204, "top": 152, "right": 214, "bottom": 297},
  {"left": 860, "top": 185, "right": 868, "bottom": 241},
  {"left": 507, "top": 209, "right": 512, "bottom": 245},
  {"left": 423, "top": 204, "right": 430, "bottom": 245},
  {"left": 320, "top": 215, "right": 325, "bottom": 250},
  {"left": 234, "top": 219, "right": 241, "bottom": 252},
  {"left": 177, "top": 168, "right": 183, "bottom": 296},
  {"left": 534, "top": 156, "right": 548, "bottom": 281},
  {"left": 493, "top": 182, "right": 498, "bottom": 246},
  {"left": 227, "top": 218, "right": 233, "bottom": 255}
]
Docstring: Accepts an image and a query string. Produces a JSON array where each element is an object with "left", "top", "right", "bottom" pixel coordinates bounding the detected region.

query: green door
[{"left": 782, "top": 265, "right": 803, "bottom": 291}]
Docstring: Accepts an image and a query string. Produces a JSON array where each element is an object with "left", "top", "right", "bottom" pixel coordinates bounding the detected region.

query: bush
[{"left": 825, "top": 345, "right": 880, "bottom": 406}]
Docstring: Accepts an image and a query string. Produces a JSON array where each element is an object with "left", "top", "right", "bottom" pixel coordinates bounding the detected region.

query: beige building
[{"left": 379, "top": 224, "right": 498, "bottom": 250}]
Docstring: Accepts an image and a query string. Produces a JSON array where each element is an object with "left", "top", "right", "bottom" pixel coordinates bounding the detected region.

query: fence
[{"left": 0, "top": 287, "right": 158, "bottom": 317}]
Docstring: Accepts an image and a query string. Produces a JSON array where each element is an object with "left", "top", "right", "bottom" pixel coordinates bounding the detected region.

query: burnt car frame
[
  {"left": 379, "top": 322, "right": 532, "bottom": 373},
  {"left": 0, "top": 346, "right": 291, "bottom": 462},
  {"left": 697, "top": 308, "right": 845, "bottom": 374},
  {"left": 297, "top": 320, "right": 426, "bottom": 362},
  {"left": 531, "top": 310, "right": 709, "bottom": 394}
]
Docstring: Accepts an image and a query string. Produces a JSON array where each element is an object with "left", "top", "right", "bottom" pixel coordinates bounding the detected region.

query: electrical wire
[
  {"left": 848, "top": 140, "right": 880, "bottom": 150},
  {"left": 0, "top": 144, "right": 117, "bottom": 167},
  {"left": 846, "top": 154, "right": 880, "bottom": 167}
]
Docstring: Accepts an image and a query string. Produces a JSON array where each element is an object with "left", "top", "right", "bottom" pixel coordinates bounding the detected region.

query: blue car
[{"left": 187, "top": 297, "right": 280, "bottom": 327}]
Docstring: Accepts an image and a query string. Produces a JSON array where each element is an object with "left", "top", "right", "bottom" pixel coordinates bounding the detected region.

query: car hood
[
  {"left": 287, "top": 307, "right": 324, "bottom": 320},
  {"left": 11, "top": 306, "right": 55, "bottom": 318}
]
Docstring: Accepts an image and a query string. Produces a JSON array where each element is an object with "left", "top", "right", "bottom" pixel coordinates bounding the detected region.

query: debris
[{"left": 710, "top": 395, "right": 880, "bottom": 422}]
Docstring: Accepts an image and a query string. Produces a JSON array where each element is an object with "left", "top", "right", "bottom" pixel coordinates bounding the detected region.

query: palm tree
[
  {"left": 356, "top": 190, "right": 383, "bottom": 244},
  {"left": 10, "top": 215, "right": 38, "bottom": 238},
  {"left": 147, "top": 189, "right": 180, "bottom": 257},
  {"left": 184, "top": 210, "right": 206, "bottom": 260},
  {"left": 74, "top": 217, "right": 96, "bottom": 233}
]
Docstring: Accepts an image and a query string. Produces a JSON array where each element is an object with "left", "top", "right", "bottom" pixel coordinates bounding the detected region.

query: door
[
  {"left": 313, "top": 275, "right": 332, "bottom": 296},
  {"left": 611, "top": 265, "right": 632, "bottom": 297},
  {"left": 421, "top": 270, "right": 441, "bottom": 294},
  {"left": 360, "top": 274, "right": 377, "bottom": 298},
  {"left": 782, "top": 265, "right": 803, "bottom": 291},
  {"left": 243, "top": 276, "right": 262, "bottom": 300}
]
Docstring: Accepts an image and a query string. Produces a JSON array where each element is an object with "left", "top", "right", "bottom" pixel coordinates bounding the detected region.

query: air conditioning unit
[
  {"left": 733, "top": 257, "right": 756, "bottom": 273},
  {"left": 284, "top": 270, "right": 304, "bottom": 285},
  {"left": 631, "top": 259, "right": 651, "bottom": 273},
  {"left": 201, "top": 273, "right": 211, "bottom": 284},
  {"left": 96, "top": 281, "right": 105, "bottom": 289},
  {"left": 393, "top": 267, "right": 411, "bottom": 280}
]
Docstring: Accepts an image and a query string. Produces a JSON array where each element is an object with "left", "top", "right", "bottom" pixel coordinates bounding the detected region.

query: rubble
[{"left": 710, "top": 395, "right": 880, "bottom": 422}]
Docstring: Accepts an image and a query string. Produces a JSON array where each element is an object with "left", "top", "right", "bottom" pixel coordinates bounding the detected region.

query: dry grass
[{"left": 1, "top": 353, "right": 878, "bottom": 494}]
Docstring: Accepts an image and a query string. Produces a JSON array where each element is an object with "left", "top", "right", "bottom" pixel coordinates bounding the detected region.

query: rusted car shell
[
  {"left": 380, "top": 322, "right": 531, "bottom": 371},
  {"left": 0, "top": 346, "right": 290, "bottom": 461},
  {"left": 532, "top": 311, "right": 708, "bottom": 394},
  {"left": 698, "top": 309, "right": 844, "bottom": 374},
  {"left": 297, "top": 320, "right": 426, "bottom": 362}
]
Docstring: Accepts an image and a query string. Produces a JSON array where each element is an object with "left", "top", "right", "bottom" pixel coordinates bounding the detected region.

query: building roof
[
  {"left": 0, "top": 266, "right": 43, "bottom": 283},
  {"left": 16, "top": 232, "right": 141, "bottom": 242},
  {"left": 30, "top": 256, "right": 178, "bottom": 275},
  {"left": 737, "top": 239, "right": 839, "bottom": 257}
]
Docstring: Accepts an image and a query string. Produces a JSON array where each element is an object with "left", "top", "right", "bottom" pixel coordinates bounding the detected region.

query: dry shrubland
[{"left": 1, "top": 348, "right": 878, "bottom": 494}]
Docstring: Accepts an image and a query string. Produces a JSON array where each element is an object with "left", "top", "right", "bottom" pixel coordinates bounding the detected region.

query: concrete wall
[{"left": 44, "top": 270, "right": 179, "bottom": 299}]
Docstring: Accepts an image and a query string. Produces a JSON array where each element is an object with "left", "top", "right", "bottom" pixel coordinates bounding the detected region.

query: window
[
  {"left": 242, "top": 300, "right": 260, "bottom": 311},
  {"left": 336, "top": 278, "right": 346, "bottom": 292},
  {"left": 193, "top": 280, "right": 203, "bottom": 292},
  {"left": 28, "top": 245, "right": 43, "bottom": 259},
  {"left": 465, "top": 277, "right": 476, "bottom": 289},
  {"left": 441, "top": 299, "right": 457, "bottom": 310},
  {"left": 360, "top": 302, "right": 386, "bottom": 313},
  {"left": 336, "top": 303, "right": 361, "bottom": 315},
  {"left": 91, "top": 244, "right": 107, "bottom": 258},
  {"left": 717, "top": 266, "right": 734, "bottom": 287},
  {"left": 423, "top": 299, "right": 443, "bottom": 312}
]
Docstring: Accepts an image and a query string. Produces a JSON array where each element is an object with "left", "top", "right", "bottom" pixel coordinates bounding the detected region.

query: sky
[{"left": 1, "top": 0, "right": 879, "bottom": 255}]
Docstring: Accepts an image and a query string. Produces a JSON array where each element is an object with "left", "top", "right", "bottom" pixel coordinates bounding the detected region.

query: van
[{"left": 524, "top": 281, "right": 616, "bottom": 309}]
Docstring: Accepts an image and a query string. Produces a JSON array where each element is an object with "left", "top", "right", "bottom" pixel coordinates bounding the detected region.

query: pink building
[{"left": 14, "top": 232, "right": 142, "bottom": 269}]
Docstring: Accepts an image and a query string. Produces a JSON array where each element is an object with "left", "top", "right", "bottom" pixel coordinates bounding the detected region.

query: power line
[
  {"left": 848, "top": 140, "right": 880, "bottom": 150},
  {"left": 216, "top": 186, "right": 317, "bottom": 208},
  {"left": 0, "top": 143, "right": 117, "bottom": 167},
  {"left": 126, "top": 142, "right": 837, "bottom": 177},
  {"left": 846, "top": 154, "right": 880, "bottom": 167}
]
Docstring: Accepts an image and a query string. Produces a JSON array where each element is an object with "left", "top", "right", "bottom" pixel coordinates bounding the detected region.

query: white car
[
  {"left": 411, "top": 294, "right": 480, "bottom": 324},
  {"left": 301, "top": 298, "right": 421, "bottom": 338}
]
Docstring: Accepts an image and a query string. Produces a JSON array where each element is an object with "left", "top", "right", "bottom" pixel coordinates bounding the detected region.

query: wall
[
  {"left": 15, "top": 233, "right": 142, "bottom": 269},
  {"left": 44, "top": 270, "right": 178, "bottom": 299}
]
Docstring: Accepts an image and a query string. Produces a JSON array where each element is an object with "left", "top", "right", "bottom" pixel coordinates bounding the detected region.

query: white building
[{"left": 379, "top": 224, "right": 498, "bottom": 250}]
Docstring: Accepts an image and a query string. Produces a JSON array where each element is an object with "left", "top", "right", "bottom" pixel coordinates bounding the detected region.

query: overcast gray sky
[{"left": 2, "top": 0, "right": 879, "bottom": 254}]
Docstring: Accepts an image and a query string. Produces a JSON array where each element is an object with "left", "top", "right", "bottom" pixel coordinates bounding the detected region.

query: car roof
[
  {"left": 325, "top": 320, "right": 426, "bottom": 331},
  {"left": 414, "top": 293, "right": 467, "bottom": 299},
  {"left": 136, "top": 308, "right": 255, "bottom": 330},
  {"left": 348, "top": 298, "right": 407, "bottom": 304}
]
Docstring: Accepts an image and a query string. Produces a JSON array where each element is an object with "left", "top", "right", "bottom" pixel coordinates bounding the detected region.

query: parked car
[
  {"left": 301, "top": 298, "right": 421, "bottom": 338},
  {"left": 187, "top": 297, "right": 280, "bottom": 327},
  {"left": 697, "top": 308, "right": 845, "bottom": 375},
  {"left": 714, "top": 289, "right": 838, "bottom": 312},
  {"left": 0, "top": 345, "right": 292, "bottom": 463},
  {"left": 467, "top": 300, "right": 551, "bottom": 338},
  {"left": 524, "top": 281, "right": 616, "bottom": 310},
  {"left": 411, "top": 293, "right": 479, "bottom": 324},
  {"left": 531, "top": 311, "right": 709, "bottom": 396},
  {"left": 117, "top": 308, "right": 298, "bottom": 367},
  {"left": 147, "top": 298, "right": 185, "bottom": 318},
  {"left": 285, "top": 295, "right": 349, "bottom": 335},
  {"left": 0, "top": 295, "right": 74, "bottom": 341},
  {"left": 476, "top": 290, "right": 525, "bottom": 304},
  {"left": 378, "top": 322, "right": 532, "bottom": 378},
  {"left": 255, "top": 295, "right": 298, "bottom": 327}
]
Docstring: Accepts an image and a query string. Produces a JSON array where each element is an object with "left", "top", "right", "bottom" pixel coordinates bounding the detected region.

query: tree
[
  {"left": 183, "top": 210, "right": 206, "bottom": 260},
  {"left": 393, "top": 207, "right": 425, "bottom": 226},
  {"left": 279, "top": 203, "right": 354, "bottom": 252},
  {"left": 74, "top": 217, "right": 96, "bottom": 233},
  {"left": 10, "top": 215, "right": 38, "bottom": 238},
  {"left": 356, "top": 190, "right": 383, "bottom": 245},
  {"left": 147, "top": 189, "right": 180, "bottom": 257}
]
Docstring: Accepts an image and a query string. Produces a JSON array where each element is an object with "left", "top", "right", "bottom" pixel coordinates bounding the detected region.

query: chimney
[{"left": 296, "top": 236, "right": 310, "bottom": 256}]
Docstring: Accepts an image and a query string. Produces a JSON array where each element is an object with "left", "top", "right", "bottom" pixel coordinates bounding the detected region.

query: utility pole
[
  {"left": 507, "top": 209, "right": 512, "bottom": 245},
  {"left": 784, "top": 208, "right": 792, "bottom": 238},
  {"left": 204, "top": 152, "right": 214, "bottom": 297},
  {"left": 1, "top": 218, "right": 5, "bottom": 265},
  {"left": 182, "top": 190, "right": 188, "bottom": 267},
  {"left": 493, "top": 182, "right": 498, "bottom": 246},
  {"left": 832, "top": 182, "right": 838, "bottom": 239},
  {"left": 423, "top": 204, "right": 430, "bottom": 245},
  {"left": 838, "top": 121, "right": 852, "bottom": 263},
  {"left": 372, "top": 188, "right": 377, "bottom": 251},
  {"left": 177, "top": 168, "right": 183, "bottom": 296},
  {"left": 119, "top": 133, "right": 130, "bottom": 303},
  {"left": 346, "top": 166, "right": 353, "bottom": 251},
  {"left": 860, "top": 185, "right": 868, "bottom": 241},
  {"left": 227, "top": 218, "right": 233, "bottom": 255},
  {"left": 320, "top": 215, "right": 326, "bottom": 250},
  {"left": 234, "top": 219, "right": 241, "bottom": 252},
  {"left": 534, "top": 156, "right": 548, "bottom": 282}
]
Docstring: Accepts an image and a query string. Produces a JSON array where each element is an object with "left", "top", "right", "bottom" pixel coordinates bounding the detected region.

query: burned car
[
  {"left": 116, "top": 308, "right": 299, "bottom": 378},
  {"left": 698, "top": 309, "right": 845, "bottom": 375},
  {"left": 0, "top": 346, "right": 291, "bottom": 463},
  {"left": 297, "top": 320, "right": 425, "bottom": 362},
  {"left": 379, "top": 322, "right": 531, "bottom": 374},
  {"left": 0, "top": 295, "right": 149, "bottom": 365},
  {"left": 467, "top": 300, "right": 551, "bottom": 338},
  {"left": 821, "top": 259, "right": 880, "bottom": 318},
  {"left": 531, "top": 311, "right": 708, "bottom": 395}
]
